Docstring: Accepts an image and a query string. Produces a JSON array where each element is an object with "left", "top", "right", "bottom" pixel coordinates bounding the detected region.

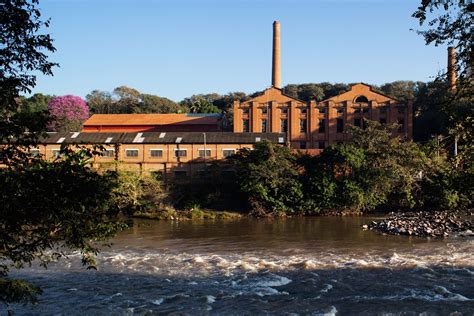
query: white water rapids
[{"left": 6, "top": 217, "right": 474, "bottom": 315}]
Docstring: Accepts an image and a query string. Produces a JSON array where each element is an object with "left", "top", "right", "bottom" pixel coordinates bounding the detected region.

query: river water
[{"left": 9, "top": 217, "right": 474, "bottom": 315}]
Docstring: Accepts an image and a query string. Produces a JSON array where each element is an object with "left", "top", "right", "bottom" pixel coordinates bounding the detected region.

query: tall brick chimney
[
  {"left": 272, "top": 21, "right": 281, "bottom": 89},
  {"left": 448, "top": 47, "right": 457, "bottom": 91}
]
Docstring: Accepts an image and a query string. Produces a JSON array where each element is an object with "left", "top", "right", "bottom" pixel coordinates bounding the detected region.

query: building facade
[
  {"left": 233, "top": 83, "right": 413, "bottom": 151},
  {"left": 33, "top": 131, "right": 285, "bottom": 178}
]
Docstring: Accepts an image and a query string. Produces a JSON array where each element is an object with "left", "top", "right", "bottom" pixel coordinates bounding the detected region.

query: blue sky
[{"left": 32, "top": 0, "right": 447, "bottom": 101}]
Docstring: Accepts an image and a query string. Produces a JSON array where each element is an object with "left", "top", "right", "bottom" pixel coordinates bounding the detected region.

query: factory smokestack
[
  {"left": 448, "top": 47, "right": 457, "bottom": 91},
  {"left": 272, "top": 21, "right": 281, "bottom": 89}
]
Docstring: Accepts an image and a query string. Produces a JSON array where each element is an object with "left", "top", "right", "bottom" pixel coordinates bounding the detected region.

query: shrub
[{"left": 230, "top": 141, "right": 304, "bottom": 216}]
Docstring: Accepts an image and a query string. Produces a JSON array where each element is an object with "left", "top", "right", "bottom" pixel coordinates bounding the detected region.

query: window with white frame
[
  {"left": 174, "top": 149, "right": 187, "bottom": 157},
  {"left": 149, "top": 149, "right": 163, "bottom": 158},
  {"left": 125, "top": 149, "right": 139, "bottom": 157},
  {"left": 222, "top": 149, "right": 236, "bottom": 158},
  {"left": 198, "top": 149, "right": 211, "bottom": 158}
]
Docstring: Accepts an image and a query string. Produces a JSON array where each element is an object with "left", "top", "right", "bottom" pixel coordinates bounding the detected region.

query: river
[{"left": 9, "top": 217, "right": 474, "bottom": 315}]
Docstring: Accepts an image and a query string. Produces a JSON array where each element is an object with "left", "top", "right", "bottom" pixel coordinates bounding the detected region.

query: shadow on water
[{"left": 10, "top": 267, "right": 474, "bottom": 315}]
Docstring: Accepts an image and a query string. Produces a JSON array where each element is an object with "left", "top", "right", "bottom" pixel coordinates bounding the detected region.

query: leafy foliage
[
  {"left": 0, "top": 146, "right": 125, "bottom": 305},
  {"left": 140, "top": 94, "right": 183, "bottom": 114},
  {"left": 413, "top": 0, "right": 473, "bottom": 81},
  {"left": 230, "top": 141, "right": 305, "bottom": 216},
  {"left": 19, "top": 93, "right": 53, "bottom": 114},
  {"left": 379, "top": 81, "right": 423, "bottom": 103},
  {"left": 0, "top": 0, "right": 57, "bottom": 103},
  {"left": 85, "top": 90, "right": 113, "bottom": 114},
  {"left": 86, "top": 86, "right": 185, "bottom": 114},
  {"left": 282, "top": 82, "right": 350, "bottom": 101},
  {"left": 0, "top": 0, "right": 126, "bottom": 307},
  {"left": 411, "top": 0, "right": 474, "bottom": 209},
  {"left": 301, "top": 122, "right": 429, "bottom": 212},
  {"left": 111, "top": 171, "right": 164, "bottom": 214},
  {"left": 0, "top": 0, "right": 57, "bottom": 165},
  {"left": 47, "top": 95, "right": 89, "bottom": 132}
]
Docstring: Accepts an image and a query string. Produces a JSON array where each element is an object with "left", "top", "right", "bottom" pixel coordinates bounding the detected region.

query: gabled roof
[
  {"left": 83, "top": 114, "right": 222, "bottom": 126},
  {"left": 242, "top": 87, "right": 306, "bottom": 105},
  {"left": 321, "top": 83, "right": 399, "bottom": 103}
]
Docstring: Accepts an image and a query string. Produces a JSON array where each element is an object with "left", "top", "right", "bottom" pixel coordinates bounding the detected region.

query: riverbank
[
  {"left": 132, "top": 207, "right": 244, "bottom": 221},
  {"left": 132, "top": 207, "right": 474, "bottom": 240},
  {"left": 364, "top": 210, "right": 474, "bottom": 237}
]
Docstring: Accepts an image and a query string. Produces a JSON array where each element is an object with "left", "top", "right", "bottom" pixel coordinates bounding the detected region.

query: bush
[
  {"left": 301, "top": 121, "right": 429, "bottom": 213},
  {"left": 230, "top": 141, "right": 305, "bottom": 216},
  {"left": 111, "top": 171, "right": 165, "bottom": 215}
]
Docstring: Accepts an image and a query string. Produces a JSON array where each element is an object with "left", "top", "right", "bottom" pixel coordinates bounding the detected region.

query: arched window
[{"left": 354, "top": 95, "right": 369, "bottom": 103}]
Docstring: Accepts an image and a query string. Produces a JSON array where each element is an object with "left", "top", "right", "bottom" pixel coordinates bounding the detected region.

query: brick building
[
  {"left": 233, "top": 21, "right": 413, "bottom": 151},
  {"left": 233, "top": 83, "right": 413, "bottom": 151},
  {"left": 34, "top": 131, "right": 285, "bottom": 178}
]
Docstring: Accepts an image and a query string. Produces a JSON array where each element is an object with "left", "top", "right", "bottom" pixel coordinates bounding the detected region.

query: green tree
[
  {"left": 86, "top": 90, "right": 113, "bottom": 114},
  {"left": 0, "top": 0, "right": 124, "bottom": 306},
  {"left": 0, "top": 146, "right": 124, "bottom": 305},
  {"left": 283, "top": 83, "right": 350, "bottom": 101},
  {"left": 187, "top": 97, "right": 220, "bottom": 114},
  {"left": 379, "top": 80, "right": 424, "bottom": 103},
  {"left": 412, "top": 0, "right": 473, "bottom": 140},
  {"left": 113, "top": 85, "right": 142, "bottom": 113},
  {"left": 297, "top": 83, "right": 325, "bottom": 101},
  {"left": 413, "top": 0, "right": 473, "bottom": 203},
  {"left": 230, "top": 141, "right": 304, "bottom": 216},
  {"left": 140, "top": 94, "right": 182, "bottom": 114},
  {"left": 282, "top": 83, "right": 324, "bottom": 101},
  {"left": 0, "top": 0, "right": 57, "bottom": 165},
  {"left": 111, "top": 171, "right": 165, "bottom": 214},
  {"left": 211, "top": 92, "right": 249, "bottom": 111},
  {"left": 413, "top": 0, "right": 472, "bottom": 81},
  {"left": 412, "top": 81, "right": 450, "bottom": 141},
  {"left": 303, "top": 121, "right": 428, "bottom": 212},
  {"left": 316, "top": 82, "right": 351, "bottom": 99},
  {"left": 19, "top": 93, "right": 53, "bottom": 113}
]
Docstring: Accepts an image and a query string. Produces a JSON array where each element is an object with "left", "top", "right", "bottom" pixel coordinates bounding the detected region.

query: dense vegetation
[
  {"left": 232, "top": 124, "right": 472, "bottom": 216},
  {"left": 108, "top": 119, "right": 472, "bottom": 219}
]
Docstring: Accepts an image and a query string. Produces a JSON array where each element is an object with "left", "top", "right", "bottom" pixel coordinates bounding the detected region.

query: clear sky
[{"left": 32, "top": 0, "right": 448, "bottom": 102}]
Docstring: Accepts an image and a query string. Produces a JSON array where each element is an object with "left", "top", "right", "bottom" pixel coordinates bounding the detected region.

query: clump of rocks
[{"left": 363, "top": 211, "right": 474, "bottom": 237}]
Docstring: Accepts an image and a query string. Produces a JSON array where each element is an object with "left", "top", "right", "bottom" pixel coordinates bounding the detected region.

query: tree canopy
[
  {"left": 47, "top": 95, "right": 89, "bottom": 132},
  {"left": 0, "top": 0, "right": 125, "bottom": 307}
]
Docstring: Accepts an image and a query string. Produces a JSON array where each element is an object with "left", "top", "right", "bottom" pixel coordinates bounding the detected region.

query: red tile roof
[{"left": 83, "top": 114, "right": 222, "bottom": 126}]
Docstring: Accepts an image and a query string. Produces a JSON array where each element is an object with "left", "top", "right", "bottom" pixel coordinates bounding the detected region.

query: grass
[{"left": 132, "top": 205, "right": 243, "bottom": 221}]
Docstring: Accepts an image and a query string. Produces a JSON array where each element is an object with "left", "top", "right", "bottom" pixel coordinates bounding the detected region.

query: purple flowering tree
[{"left": 47, "top": 95, "right": 90, "bottom": 132}]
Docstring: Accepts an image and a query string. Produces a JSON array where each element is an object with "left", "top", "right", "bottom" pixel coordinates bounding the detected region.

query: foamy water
[{"left": 8, "top": 217, "right": 474, "bottom": 315}]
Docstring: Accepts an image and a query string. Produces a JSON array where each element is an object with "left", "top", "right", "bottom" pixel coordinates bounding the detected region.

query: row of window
[
  {"left": 124, "top": 148, "right": 236, "bottom": 158},
  {"left": 34, "top": 148, "right": 238, "bottom": 159},
  {"left": 241, "top": 106, "right": 404, "bottom": 115},
  {"left": 243, "top": 117, "right": 405, "bottom": 133}
]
